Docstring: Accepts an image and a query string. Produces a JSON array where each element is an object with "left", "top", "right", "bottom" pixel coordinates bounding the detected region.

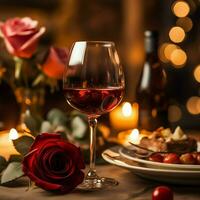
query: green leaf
[
  {"left": 0, "top": 156, "right": 7, "bottom": 173},
  {"left": 71, "top": 116, "right": 88, "bottom": 140},
  {"left": 24, "top": 113, "right": 42, "bottom": 135},
  {"left": 13, "top": 136, "right": 34, "bottom": 156},
  {"left": 1, "top": 162, "right": 24, "bottom": 184},
  {"left": 8, "top": 155, "right": 23, "bottom": 163},
  {"left": 47, "top": 108, "right": 67, "bottom": 126},
  {"left": 40, "top": 121, "right": 54, "bottom": 133}
]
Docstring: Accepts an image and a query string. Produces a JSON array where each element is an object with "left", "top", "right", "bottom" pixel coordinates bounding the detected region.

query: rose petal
[
  {"left": 57, "top": 141, "right": 85, "bottom": 169},
  {"left": 20, "top": 26, "right": 45, "bottom": 50},
  {"left": 26, "top": 171, "right": 62, "bottom": 191},
  {"left": 60, "top": 169, "right": 85, "bottom": 193},
  {"left": 41, "top": 47, "right": 68, "bottom": 79},
  {"left": 30, "top": 133, "right": 61, "bottom": 151}
]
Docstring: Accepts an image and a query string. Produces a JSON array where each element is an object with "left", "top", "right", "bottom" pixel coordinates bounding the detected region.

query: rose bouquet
[{"left": 0, "top": 17, "right": 68, "bottom": 91}]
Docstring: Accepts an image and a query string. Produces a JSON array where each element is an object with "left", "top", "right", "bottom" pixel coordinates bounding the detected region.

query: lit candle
[
  {"left": 118, "top": 128, "right": 141, "bottom": 145},
  {"left": 0, "top": 129, "right": 20, "bottom": 160},
  {"left": 127, "top": 129, "right": 140, "bottom": 144},
  {"left": 110, "top": 102, "right": 138, "bottom": 131}
]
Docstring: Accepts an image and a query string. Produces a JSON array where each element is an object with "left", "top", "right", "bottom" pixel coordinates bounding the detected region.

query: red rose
[
  {"left": 41, "top": 47, "right": 68, "bottom": 79},
  {"left": 0, "top": 17, "right": 45, "bottom": 58},
  {"left": 23, "top": 133, "right": 85, "bottom": 193}
]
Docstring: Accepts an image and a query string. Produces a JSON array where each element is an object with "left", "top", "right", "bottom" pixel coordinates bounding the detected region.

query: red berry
[
  {"left": 149, "top": 153, "right": 164, "bottom": 163},
  {"left": 163, "top": 153, "right": 180, "bottom": 164},
  {"left": 152, "top": 186, "right": 173, "bottom": 200}
]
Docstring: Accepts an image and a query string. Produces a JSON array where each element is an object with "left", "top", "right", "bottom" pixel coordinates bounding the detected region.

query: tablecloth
[{"left": 0, "top": 164, "right": 200, "bottom": 200}]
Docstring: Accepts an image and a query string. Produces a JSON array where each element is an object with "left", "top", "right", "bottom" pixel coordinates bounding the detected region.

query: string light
[
  {"left": 168, "top": 105, "right": 182, "bottom": 122},
  {"left": 172, "top": 1, "right": 190, "bottom": 18},
  {"left": 170, "top": 49, "right": 187, "bottom": 67},
  {"left": 176, "top": 17, "right": 193, "bottom": 32},
  {"left": 186, "top": 96, "right": 200, "bottom": 115},
  {"left": 169, "top": 26, "right": 185, "bottom": 43},
  {"left": 194, "top": 65, "right": 200, "bottom": 83},
  {"left": 164, "top": 43, "right": 179, "bottom": 60}
]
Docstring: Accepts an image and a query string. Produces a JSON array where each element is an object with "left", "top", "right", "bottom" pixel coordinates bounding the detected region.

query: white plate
[
  {"left": 102, "top": 146, "right": 200, "bottom": 185},
  {"left": 119, "top": 147, "right": 200, "bottom": 170}
]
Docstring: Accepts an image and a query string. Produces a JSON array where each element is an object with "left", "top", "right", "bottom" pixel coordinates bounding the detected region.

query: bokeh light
[
  {"left": 168, "top": 105, "right": 182, "bottom": 122},
  {"left": 172, "top": 1, "right": 190, "bottom": 18},
  {"left": 176, "top": 17, "right": 193, "bottom": 32},
  {"left": 194, "top": 65, "right": 200, "bottom": 83},
  {"left": 158, "top": 43, "right": 179, "bottom": 63},
  {"left": 186, "top": 96, "right": 200, "bottom": 115},
  {"left": 164, "top": 44, "right": 179, "bottom": 60},
  {"left": 169, "top": 26, "right": 185, "bottom": 43},
  {"left": 158, "top": 43, "right": 169, "bottom": 63},
  {"left": 170, "top": 49, "right": 187, "bottom": 67}
]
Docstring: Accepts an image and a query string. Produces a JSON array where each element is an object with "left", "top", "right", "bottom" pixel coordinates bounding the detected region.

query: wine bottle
[{"left": 136, "top": 30, "right": 168, "bottom": 131}]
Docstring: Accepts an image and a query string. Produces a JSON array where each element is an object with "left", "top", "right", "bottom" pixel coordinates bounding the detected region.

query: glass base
[{"left": 78, "top": 177, "right": 118, "bottom": 190}]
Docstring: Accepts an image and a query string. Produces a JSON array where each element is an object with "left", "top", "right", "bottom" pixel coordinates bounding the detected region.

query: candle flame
[
  {"left": 128, "top": 129, "right": 140, "bottom": 144},
  {"left": 122, "top": 102, "right": 132, "bottom": 117},
  {"left": 9, "top": 128, "right": 19, "bottom": 140}
]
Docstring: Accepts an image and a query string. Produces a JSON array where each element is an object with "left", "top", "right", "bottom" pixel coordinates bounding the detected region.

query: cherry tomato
[
  {"left": 149, "top": 153, "right": 164, "bottom": 163},
  {"left": 180, "top": 153, "right": 196, "bottom": 164},
  {"left": 152, "top": 186, "right": 173, "bottom": 200},
  {"left": 196, "top": 154, "right": 200, "bottom": 164},
  {"left": 163, "top": 153, "right": 180, "bottom": 164}
]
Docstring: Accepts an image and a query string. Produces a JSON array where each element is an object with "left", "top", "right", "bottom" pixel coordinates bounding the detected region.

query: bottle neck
[{"left": 144, "top": 37, "right": 158, "bottom": 54}]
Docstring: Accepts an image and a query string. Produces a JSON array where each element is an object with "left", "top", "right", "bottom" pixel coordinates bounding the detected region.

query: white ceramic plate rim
[
  {"left": 102, "top": 147, "right": 200, "bottom": 174},
  {"left": 119, "top": 147, "right": 200, "bottom": 170}
]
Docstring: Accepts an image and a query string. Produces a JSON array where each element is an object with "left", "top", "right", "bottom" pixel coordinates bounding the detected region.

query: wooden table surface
[{"left": 0, "top": 164, "right": 200, "bottom": 200}]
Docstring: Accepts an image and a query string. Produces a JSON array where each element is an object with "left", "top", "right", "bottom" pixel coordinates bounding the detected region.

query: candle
[
  {"left": 0, "top": 129, "right": 20, "bottom": 160},
  {"left": 110, "top": 102, "right": 138, "bottom": 131},
  {"left": 118, "top": 128, "right": 142, "bottom": 146}
]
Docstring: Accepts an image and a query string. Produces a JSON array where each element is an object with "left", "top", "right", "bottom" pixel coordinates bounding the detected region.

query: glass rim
[{"left": 73, "top": 41, "right": 115, "bottom": 46}]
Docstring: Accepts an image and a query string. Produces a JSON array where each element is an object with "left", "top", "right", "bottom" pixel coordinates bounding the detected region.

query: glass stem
[{"left": 87, "top": 117, "right": 98, "bottom": 179}]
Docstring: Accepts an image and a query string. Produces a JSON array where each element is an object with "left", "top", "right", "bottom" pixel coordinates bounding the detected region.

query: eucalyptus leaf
[
  {"left": 47, "top": 108, "right": 67, "bottom": 126},
  {"left": 0, "top": 156, "right": 7, "bottom": 172},
  {"left": 13, "top": 136, "right": 34, "bottom": 156},
  {"left": 71, "top": 116, "right": 87, "bottom": 140},
  {"left": 1, "top": 162, "right": 24, "bottom": 184},
  {"left": 24, "top": 110, "right": 42, "bottom": 135},
  {"left": 40, "top": 121, "right": 54, "bottom": 133}
]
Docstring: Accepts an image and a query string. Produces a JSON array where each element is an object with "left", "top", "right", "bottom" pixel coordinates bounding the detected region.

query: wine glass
[{"left": 63, "top": 41, "right": 125, "bottom": 190}]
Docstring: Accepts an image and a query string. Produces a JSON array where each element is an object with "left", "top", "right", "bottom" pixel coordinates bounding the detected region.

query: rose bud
[
  {"left": 40, "top": 47, "right": 69, "bottom": 79},
  {"left": 180, "top": 153, "right": 196, "bottom": 164},
  {"left": 0, "top": 17, "right": 45, "bottom": 58},
  {"left": 163, "top": 153, "right": 180, "bottom": 164},
  {"left": 23, "top": 133, "right": 85, "bottom": 194},
  {"left": 149, "top": 153, "right": 164, "bottom": 163}
]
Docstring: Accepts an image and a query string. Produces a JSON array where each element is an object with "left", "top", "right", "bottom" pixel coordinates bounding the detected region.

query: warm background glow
[
  {"left": 186, "top": 96, "right": 200, "bottom": 115},
  {"left": 169, "top": 26, "right": 185, "bottom": 43},
  {"left": 172, "top": 1, "right": 190, "bottom": 17},
  {"left": 168, "top": 105, "right": 182, "bottom": 122},
  {"left": 176, "top": 17, "right": 193, "bottom": 32},
  {"left": 194, "top": 65, "right": 200, "bottom": 83},
  {"left": 170, "top": 49, "right": 187, "bottom": 67}
]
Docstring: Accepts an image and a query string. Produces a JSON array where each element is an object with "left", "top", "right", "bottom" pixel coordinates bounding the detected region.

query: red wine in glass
[
  {"left": 63, "top": 41, "right": 125, "bottom": 190},
  {"left": 64, "top": 87, "right": 124, "bottom": 117}
]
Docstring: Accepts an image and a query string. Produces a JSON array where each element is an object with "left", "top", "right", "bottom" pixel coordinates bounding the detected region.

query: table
[{"left": 0, "top": 165, "right": 200, "bottom": 200}]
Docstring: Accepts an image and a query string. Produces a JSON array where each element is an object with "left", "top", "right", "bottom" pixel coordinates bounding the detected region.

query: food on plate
[
  {"left": 149, "top": 153, "right": 164, "bottom": 163},
  {"left": 148, "top": 152, "right": 200, "bottom": 165},
  {"left": 180, "top": 153, "right": 196, "bottom": 164},
  {"left": 139, "top": 126, "right": 197, "bottom": 154},
  {"left": 163, "top": 153, "right": 180, "bottom": 164}
]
